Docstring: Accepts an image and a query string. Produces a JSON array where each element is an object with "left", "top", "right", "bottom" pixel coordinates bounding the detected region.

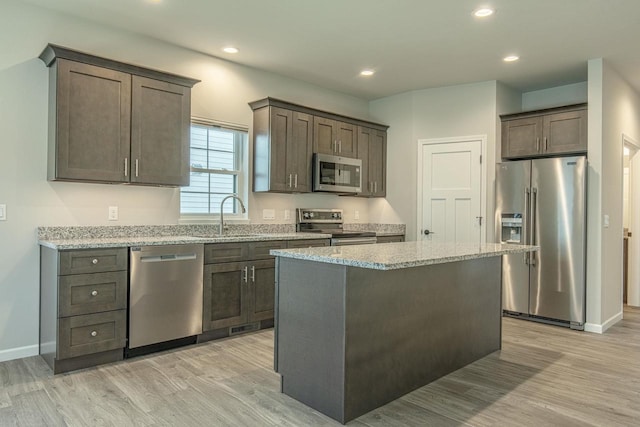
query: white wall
[
  {"left": 601, "top": 62, "right": 640, "bottom": 317},
  {"left": 0, "top": 0, "right": 375, "bottom": 359},
  {"left": 586, "top": 59, "right": 640, "bottom": 332},
  {"left": 522, "top": 82, "right": 588, "bottom": 111},
  {"left": 369, "top": 81, "right": 499, "bottom": 241}
]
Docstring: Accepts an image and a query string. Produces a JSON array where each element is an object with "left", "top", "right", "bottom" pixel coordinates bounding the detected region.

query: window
[{"left": 180, "top": 119, "right": 248, "bottom": 217}]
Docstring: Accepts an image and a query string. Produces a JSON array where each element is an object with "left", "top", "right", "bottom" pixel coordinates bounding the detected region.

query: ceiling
[{"left": 19, "top": 0, "right": 640, "bottom": 100}]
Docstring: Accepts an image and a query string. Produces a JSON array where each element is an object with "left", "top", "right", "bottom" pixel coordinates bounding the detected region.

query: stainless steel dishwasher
[{"left": 128, "top": 244, "right": 204, "bottom": 350}]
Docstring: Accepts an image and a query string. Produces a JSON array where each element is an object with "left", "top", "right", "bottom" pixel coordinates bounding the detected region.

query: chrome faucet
[{"left": 219, "top": 195, "right": 246, "bottom": 235}]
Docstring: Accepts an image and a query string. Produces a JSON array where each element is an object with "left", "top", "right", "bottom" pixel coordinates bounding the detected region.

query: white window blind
[{"left": 180, "top": 120, "right": 247, "bottom": 216}]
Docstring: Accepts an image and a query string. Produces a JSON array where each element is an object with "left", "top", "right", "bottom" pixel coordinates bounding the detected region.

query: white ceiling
[{"left": 19, "top": 0, "right": 640, "bottom": 100}]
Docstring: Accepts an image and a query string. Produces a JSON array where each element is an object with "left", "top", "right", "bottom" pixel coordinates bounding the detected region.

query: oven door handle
[{"left": 331, "top": 237, "right": 377, "bottom": 245}]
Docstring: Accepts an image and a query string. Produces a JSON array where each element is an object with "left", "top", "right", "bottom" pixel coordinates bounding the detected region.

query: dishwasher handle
[{"left": 140, "top": 253, "right": 198, "bottom": 263}]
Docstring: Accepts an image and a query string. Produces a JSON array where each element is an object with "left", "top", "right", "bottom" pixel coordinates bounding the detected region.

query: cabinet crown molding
[
  {"left": 39, "top": 44, "right": 200, "bottom": 88},
  {"left": 249, "top": 97, "right": 389, "bottom": 131},
  {"left": 500, "top": 103, "right": 587, "bottom": 121}
]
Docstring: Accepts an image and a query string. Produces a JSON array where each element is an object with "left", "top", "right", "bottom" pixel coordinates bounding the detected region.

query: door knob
[{"left": 424, "top": 229, "right": 435, "bottom": 235}]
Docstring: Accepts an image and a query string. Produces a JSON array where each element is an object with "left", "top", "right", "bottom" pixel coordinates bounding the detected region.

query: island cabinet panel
[
  {"left": 275, "top": 256, "right": 502, "bottom": 424},
  {"left": 40, "top": 246, "right": 128, "bottom": 374},
  {"left": 40, "top": 44, "right": 198, "bottom": 186},
  {"left": 501, "top": 104, "right": 587, "bottom": 159}
]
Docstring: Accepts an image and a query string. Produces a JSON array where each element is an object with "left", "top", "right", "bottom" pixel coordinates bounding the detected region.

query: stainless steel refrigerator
[{"left": 495, "top": 156, "right": 587, "bottom": 329}]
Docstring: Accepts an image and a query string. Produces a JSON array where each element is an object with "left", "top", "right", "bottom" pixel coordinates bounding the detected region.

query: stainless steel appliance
[
  {"left": 128, "top": 244, "right": 204, "bottom": 350},
  {"left": 313, "top": 153, "right": 362, "bottom": 193},
  {"left": 495, "top": 156, "right": 587, "bottom": 329},
  {"left": 297, "top": 208, "right": 376, "bottom": 245}
]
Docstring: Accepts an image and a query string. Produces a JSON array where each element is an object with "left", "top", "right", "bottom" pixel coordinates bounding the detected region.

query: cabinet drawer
[
  {"left": 287, "top": 239, "right": 331, "bottom": 248},
  {"left": 57, "top": 310, "right": 126, "bottom": 359},
  {"left": 204, "top": 242, "right": 250, "bottom": 264},
  {"left": 59, "top": 248, "right": 128, "bottom": 275},
  {"left": 376, "top": 235, "right": 405, "bottom": 244},
  {"left": 58, "top": 271, "right": 127, "bottom": 317},
  {"left": 250, "top": 240, "right": 288, "bottom": 260}
]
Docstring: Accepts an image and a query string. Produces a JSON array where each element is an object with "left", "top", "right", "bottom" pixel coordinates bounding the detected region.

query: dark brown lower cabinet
[
  {"left": 202, "top": 259, "right": 277, "bottom": 331},
  {"left": 203, "top": 262, "right": 247, "bottom": 330},
  {"left": 249, "top": 259, "right": 277, "bottom": 322},
  {"left": 202, "top": 239, "right": 330, "bottom": 334},
  {"left": 40, "top": 246, "right": 128, "bottom": 374}
]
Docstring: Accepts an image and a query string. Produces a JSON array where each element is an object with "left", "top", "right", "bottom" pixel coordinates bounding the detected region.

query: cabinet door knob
[
  {"left": 91, "top": 290, "right": 98, "bottom": 296},
  {"left": 92, "top": 258, "right": 99, "bottom": 265},
  {"left": 294, "top": 174, "right": 298, "bottom": 188},
  {"left": 289, "top": 174, "right": 292, "bottom": 188},
  {"left": 90, "top": 331, "right": 98, "bottom": 337},
  {"left": 251, "top": 265, "right": 256, "bottom": 282}
]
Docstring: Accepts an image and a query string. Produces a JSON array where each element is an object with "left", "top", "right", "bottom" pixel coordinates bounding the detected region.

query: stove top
[
  {"left": 304, "top": 229, "right": 376, "bottom": 238},
  {"left": 296, "top": 208, "right": 376, "bottom": 239}
]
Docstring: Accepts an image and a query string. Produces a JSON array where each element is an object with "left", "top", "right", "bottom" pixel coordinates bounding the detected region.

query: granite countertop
[
  {"left": 39, "top": 232, "right": 331, "bottom": 250},
  {"left": 271, "top": 241, "right": 538, "bottom": 271}
]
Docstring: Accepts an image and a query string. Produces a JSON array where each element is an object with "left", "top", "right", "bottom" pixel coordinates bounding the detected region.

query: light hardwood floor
[{"left": 1, "top": 307, "right": 639, "bottom": 426}]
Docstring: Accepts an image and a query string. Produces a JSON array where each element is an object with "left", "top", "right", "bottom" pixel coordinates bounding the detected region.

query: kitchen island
[{"left": 271, "top": 241, "right": 536, "bottom": 424}]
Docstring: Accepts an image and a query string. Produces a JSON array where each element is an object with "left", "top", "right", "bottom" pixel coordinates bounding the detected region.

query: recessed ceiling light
[
  {"left": 223, "top": 47, "right": 239, "bottom": 54},
  {"left": 360, "top": 69, "right": 375, "bottom": 76},
  {"left": 503, "top": 55, "right": 520, "bottom": 62},
  {"left": 474, "top": 8, "right": 494, "bottom": 17}
]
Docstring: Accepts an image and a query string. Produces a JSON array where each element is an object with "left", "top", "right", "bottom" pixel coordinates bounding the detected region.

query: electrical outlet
[
  {"left": 284, "top": 209, "right": 291, "bottom": 220},
  {"left": 0, "top": 204, "right": 6, "bottom": 221},
  {"left": 108, "top": 206, "right": 119, "bottom": 221},
  {"left": 354, "top": 210, "right": 360, "bottom": 220},
  {"left": 263, "top": 209, "right": 275, "bottom": 220}
]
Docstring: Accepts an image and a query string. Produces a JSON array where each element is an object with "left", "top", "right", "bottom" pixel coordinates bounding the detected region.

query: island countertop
[{"left": 271, "top": 241, "right": 538, "bottom": 270}]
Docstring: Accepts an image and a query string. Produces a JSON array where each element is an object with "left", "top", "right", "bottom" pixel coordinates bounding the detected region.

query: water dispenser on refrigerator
[{"left": 500, "top": 214, "right": 522, "bottom": 244}]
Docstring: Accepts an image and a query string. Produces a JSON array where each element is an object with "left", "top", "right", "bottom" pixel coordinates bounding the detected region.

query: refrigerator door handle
[
  {"left": 530, "top": 187, "right": 538, "bottom": 266},
  {"left": 524, "top": 187, "right": 530, "bottom": 265}
]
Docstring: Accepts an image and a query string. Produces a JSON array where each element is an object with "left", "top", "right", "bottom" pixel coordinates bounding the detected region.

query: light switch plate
[
  {"left": 284, "top": 210, "right": 291, "bottom": 220},
  {"left": 603, "top": 214, "right": 610, "bottom": 228},
  {"left": 263, "top": 209, "right": 275, "bottom": 220},
  {"left": 108, "top": 206, "right": 119, "bottom": 221},
  {"left": 354, "top": 210, "right": 360, "bottom": 220},
  {"left": 0, "top": 204, "right": 6, "bottom": 221}
]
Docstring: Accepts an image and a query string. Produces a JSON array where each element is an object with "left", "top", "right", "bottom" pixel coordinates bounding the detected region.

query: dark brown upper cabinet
[
  {"left": 313, "top": 117, "right": 357, "bottom": 158},
  {"left": 40, "top": 44, "right": 199, "bottom": 186},
  {"left": 501, "top": 104, "right": 587, "bottom": 160},
  {"left": 252, "top": 105, "right": 313, "bottom": 193},
  {"left": 249, "top": 97, "right": 388, "bottom": 194},
  {"left": 357, "top": 126, "right": 387, "bottom": 197}
]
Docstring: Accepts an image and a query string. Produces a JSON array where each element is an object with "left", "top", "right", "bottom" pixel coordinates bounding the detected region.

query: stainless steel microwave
[{"left": 313, "top": 153, "right": 362, "bottom": 193}]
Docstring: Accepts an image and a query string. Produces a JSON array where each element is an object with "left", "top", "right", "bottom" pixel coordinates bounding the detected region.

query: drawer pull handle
[
  {"left": 90, "top": 331, "right": 98, "bottom": 337},
  {"left": 92, "top": 259, "right": 99, "bottom": 265},
  {"left": 91, "top": 290, "right": 98, "bottom": 296}
]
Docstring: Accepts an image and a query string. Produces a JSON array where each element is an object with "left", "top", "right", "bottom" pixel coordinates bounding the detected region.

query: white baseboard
[
  {"left": 0, "top": 344, "right": 39, "bottom": 363},
  {"left": 584, "top": 310, "right": 624, "bottom": 334}
]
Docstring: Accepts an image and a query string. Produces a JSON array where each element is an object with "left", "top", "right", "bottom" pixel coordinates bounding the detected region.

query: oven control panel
[{"left": 297, "top": 208, "right": 343, "bottom": 224}]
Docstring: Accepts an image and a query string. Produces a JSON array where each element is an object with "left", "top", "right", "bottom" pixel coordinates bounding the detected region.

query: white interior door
[{"left": 417, "top": 138, "right": 484, "bottom": 243}]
